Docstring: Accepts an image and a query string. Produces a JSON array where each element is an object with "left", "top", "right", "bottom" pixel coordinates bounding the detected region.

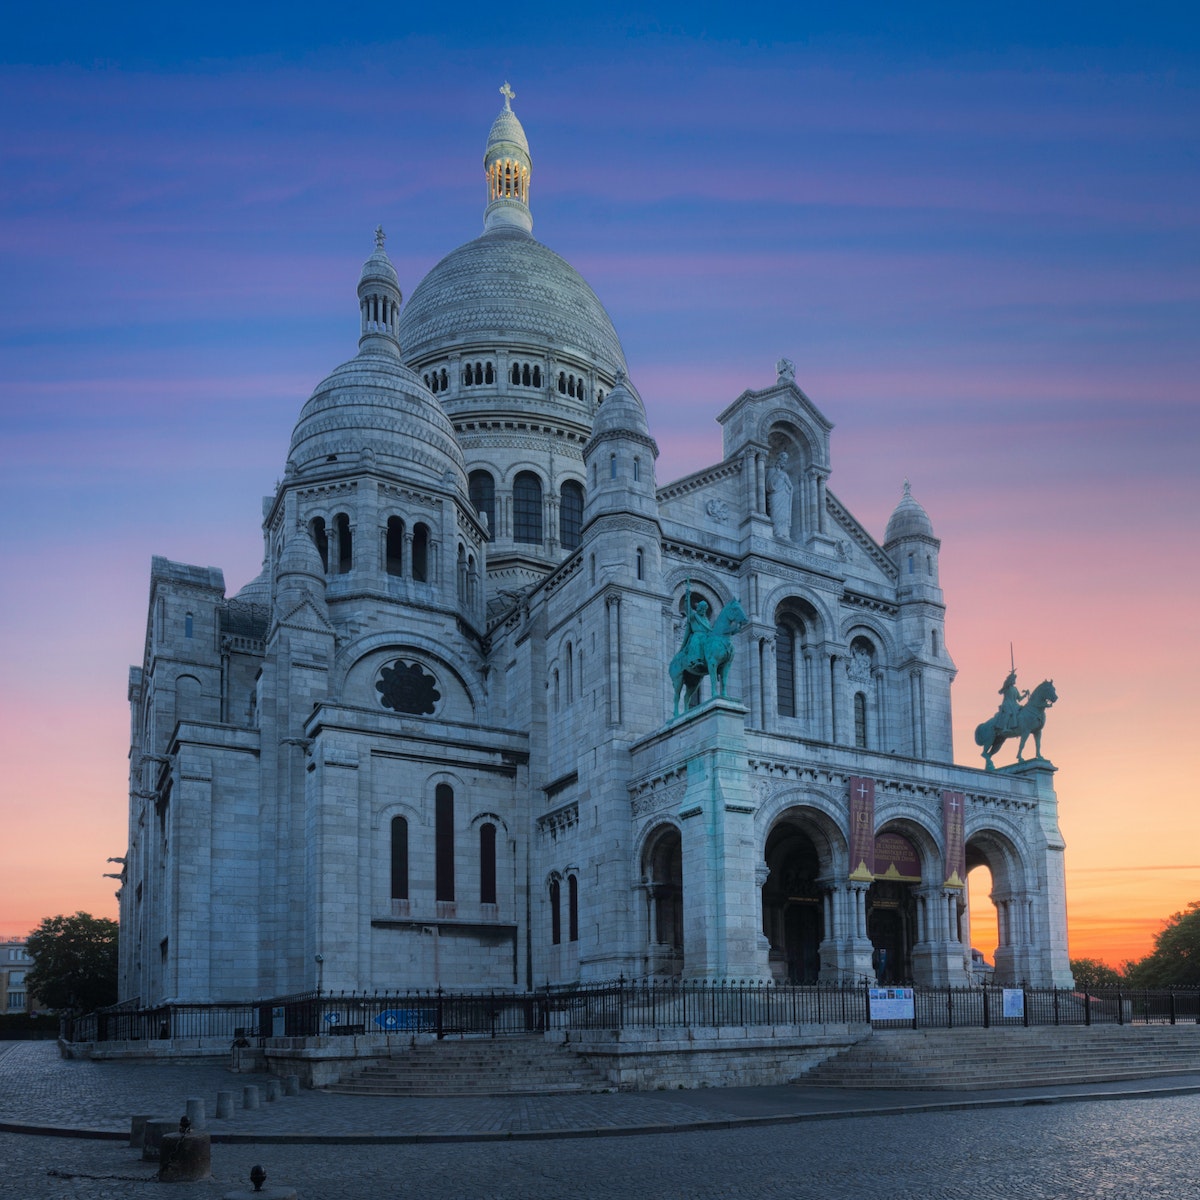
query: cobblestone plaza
[{"left": 3, "top": 1043, "right": 1200, "bottom": 1198}]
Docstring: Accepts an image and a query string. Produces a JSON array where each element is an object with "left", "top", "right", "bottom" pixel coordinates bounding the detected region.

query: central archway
[{"left": 762, "top": 823, "right": 825, "bottom": 983}]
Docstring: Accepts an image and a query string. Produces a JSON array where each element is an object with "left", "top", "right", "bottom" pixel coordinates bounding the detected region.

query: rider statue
[
  {"left": 679, "top": 589, "right": 712, "bottom": 669},
  {"left": 995, "top": 670, "right": 1028, "bottom": 736}
]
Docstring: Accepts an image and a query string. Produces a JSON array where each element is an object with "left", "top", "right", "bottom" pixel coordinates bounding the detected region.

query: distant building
[
  {"left": 1, "top": 939, "right": 34, "bottom": 1014},
  {"left": 118, "top": 89, "right": 1072, "bottom": 1007}
]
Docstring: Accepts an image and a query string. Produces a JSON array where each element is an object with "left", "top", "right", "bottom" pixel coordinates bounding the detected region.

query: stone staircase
[
  {"left": 324, "top": 1035, "right": 612, "bottom": 1096},
  {"left": 803, "top": 1025, "right": 1200, "bottom": 1090}
]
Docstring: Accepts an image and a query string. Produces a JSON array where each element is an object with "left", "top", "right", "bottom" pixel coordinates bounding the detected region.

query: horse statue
[
  {"left": 669, "top": 598, "right": 748, "bottom": 716},
  {"left": 974, "top": 679, "right": 1058, "bottom": 771}
]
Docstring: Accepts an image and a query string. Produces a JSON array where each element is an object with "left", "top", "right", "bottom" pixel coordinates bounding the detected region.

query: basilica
[{"left": 117, "top": 88, "right": 1072, "bottom": 1007}]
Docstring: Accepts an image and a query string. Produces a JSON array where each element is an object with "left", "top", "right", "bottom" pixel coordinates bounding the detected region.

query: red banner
[
  {"left": 874, "top": 831, "right": 921, "bottom": 882},
  {"left": 848, "top": 776, "right": 876, "bottom": 881},
  {"left": 942, "top": 790, "right": 966, "bottom": 888}
]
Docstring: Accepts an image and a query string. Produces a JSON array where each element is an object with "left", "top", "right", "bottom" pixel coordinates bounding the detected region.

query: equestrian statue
[
  {"left": 669, "top": 584, "right": 748, "bottom": 716},
  {"left": 974, "top": 668, "right": 1059, "bottom": 771}
]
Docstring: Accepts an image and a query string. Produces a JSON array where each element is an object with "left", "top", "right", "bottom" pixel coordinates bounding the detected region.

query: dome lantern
[
  {"left": 358, "top": 226, "right": 402, "bottom": 357},
  {"left": 483, "top": 82, "right": 533, "bottom": 235}
]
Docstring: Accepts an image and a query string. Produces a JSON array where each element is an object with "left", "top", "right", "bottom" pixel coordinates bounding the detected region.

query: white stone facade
[{"left": 117, "top": 92, "right": 1072, "bottom": 1007}]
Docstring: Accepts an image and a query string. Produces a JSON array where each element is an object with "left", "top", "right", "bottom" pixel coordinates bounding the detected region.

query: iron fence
[{"left": 62, "top": 981, "right": 1200, "bottom": 1043}]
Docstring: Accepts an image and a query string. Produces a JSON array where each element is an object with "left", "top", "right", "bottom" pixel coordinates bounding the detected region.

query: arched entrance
[
  {"left": 966, "top": 830, "right": 1029, "bottom": 987},
  {"left": 762, "top": 823, "right": 824, "bottom": 983},
  {"left": 867, "top": 829, "right": 922, "bottom": 983},
  {"left": 642, "top": 825, "right": 683, "bottom": 976}
]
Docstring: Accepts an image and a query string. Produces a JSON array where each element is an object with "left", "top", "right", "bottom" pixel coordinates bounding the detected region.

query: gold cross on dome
[{"left": 500, "top": 81, "right": 515, "bottom": 110}]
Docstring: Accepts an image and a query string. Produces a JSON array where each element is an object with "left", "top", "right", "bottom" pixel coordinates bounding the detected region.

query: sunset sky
[{"left": 2, "top": 3, "right": 1197, "bottom": 969}]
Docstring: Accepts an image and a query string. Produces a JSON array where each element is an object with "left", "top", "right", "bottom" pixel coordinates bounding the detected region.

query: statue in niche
[{"left": 767, "top": 451, "right": 794, "bottom": 540}]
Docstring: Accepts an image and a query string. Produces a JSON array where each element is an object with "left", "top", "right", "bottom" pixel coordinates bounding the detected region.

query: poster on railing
[
  {"left": 869, "top": 987, "right": 915, "bottom": 1021},
  {"left": 1002, "top": 988, "right": 1025, "bottom": 1019}
]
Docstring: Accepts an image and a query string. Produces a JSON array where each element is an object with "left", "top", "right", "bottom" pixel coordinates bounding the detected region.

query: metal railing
[{"left": 62, "top": 982, "right": 1200, "bottom": 1044}]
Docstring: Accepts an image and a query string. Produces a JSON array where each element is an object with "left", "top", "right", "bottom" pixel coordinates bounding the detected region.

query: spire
[
  {"left": 483, "top": 83, "right": 533, "bottom": 235},
  {"left": 357, "top": 226, "right": 402, "bottom": 356}
]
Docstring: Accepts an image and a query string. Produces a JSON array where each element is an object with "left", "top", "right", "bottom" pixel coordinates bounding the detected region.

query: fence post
[
  {"left": 864, "top": 980, "right": 872, "bottom": 1025},
  {"left": 1023, "top": 988, "right": 1029, "bottom": 1027},
  {"left": 617, "top": 974, "right": 625, "bottom": 1032},
  {"left": 1053, "top": 989, "right": 1060, "bottom": 1026},
  {"left": 435, "top": 986, "right": 444, "bottom": 1041},
  {"left": 1085, "top": 989, "right": 1091, "bottom": 1026},
  {"left": 982, "top": 987, "right": 990, "bottom": 1029},
  {"left": 490, "top": 991, "right": 496, "bottom": 1039},
  {"left": 946, "top": 987, "right": 953, "bottom": 1030},
  {"left": 1117, "top": 988, "right": 1124, "bottom": 1026},
  {"left": 1170, "top": 990, "right": 1177, "bottom": 1026}
]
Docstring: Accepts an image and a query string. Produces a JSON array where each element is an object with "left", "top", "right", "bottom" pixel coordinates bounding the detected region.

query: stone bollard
[
  {"left": 264, "top": 1078, "right": 281, "bottom": 1102},
  {"left": 159, "top": 1129, "right": 212, "bottom": 1182},
  {"left": 186, "top": 1096, "right": 207, "bottom": 1130},
  {"left": 223, "top": 1164, "right": 297, "bottom": 1200},
  {"left": 129, "top": 1114, "right": 154, "bottom": 1149},
  {"left": 142, "top": 1118, "right": 179, "bottom": 1162},
  {"left": 215, "top": 1090, "right": 234, "bottom": 1119},
  {"left": 242, "top": 1085, "right": 261, "bottom": 1110},
  {"left": 283, "top": 1075, "right": 301, "bottom": 1097}
]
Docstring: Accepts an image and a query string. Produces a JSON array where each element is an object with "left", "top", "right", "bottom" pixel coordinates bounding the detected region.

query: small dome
[
  {"left": 591, "top": 371, "right": 650, "bottom": 439},
  {"left": 276, "top": 529, "right": 326, "bottom": 587},
  {"left": 486, "top": 104, "right": 529, "bottom": 157},
  {"left": 287, "top": 348, "right": 467, "bottom": 488},
  {"left": 233, "top": 566, "right": 271, "bottom": 604},
  {"left": 360, "top": 227, "right": 400, "bottom": 291},
  {"left": 885, "top": 479, "right": 935, "bottom": 543}
]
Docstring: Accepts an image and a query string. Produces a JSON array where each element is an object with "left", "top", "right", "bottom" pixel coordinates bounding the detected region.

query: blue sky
[{"left": 1, "top": 1, "right": 1198, "bottom": 960}]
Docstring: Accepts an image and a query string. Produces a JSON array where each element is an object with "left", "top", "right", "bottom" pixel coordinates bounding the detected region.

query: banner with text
[
  {"left": 848, "top": 776, "right": 876, "bottom": 880},
  {"left": 942, "top": 789, "right": 966, "bottom": 888}
]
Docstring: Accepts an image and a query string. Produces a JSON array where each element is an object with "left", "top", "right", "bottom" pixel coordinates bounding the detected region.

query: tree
[
  {"left": 1069, "top": 957, "right": 1124, "bottom": 990},
  {"left": 25, "top": 912, "right": 118, "bottom": 1014},
  {"left": 1124, "top": 900, "right": 1200, "bottom": 987}
]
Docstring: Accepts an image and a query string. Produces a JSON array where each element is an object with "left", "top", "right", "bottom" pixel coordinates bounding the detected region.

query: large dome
[
  {"left": 287, "top": 346, "right": 467, "bottom": 487},
  {"left": 397, "top": 225, "right": 627, "bottom": 376}
]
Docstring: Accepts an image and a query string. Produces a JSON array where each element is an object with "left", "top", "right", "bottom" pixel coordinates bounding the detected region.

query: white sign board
[
  {"left": 1002, "top": 988, "right": 1025, "bottom": 1019},
  {"left": 869, "top": 987, "right": 915, "bottom": 1020}
]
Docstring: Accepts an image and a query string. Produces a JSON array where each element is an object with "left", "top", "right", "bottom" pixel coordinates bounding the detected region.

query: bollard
[
  {"left": 142, "top": 1118, "right": 178, "bottom": 1162},
  {"left": 159, "top": 1128, "right": 212, "bottom": 1182},
  {"left": 215, "top": 1090, "right": 234, "bottom": 1119},
  {"left": 185, "top": 1096, "right": 207, "bottom": 1130},
  {"left": 283, "top": 1075, "right": 301, "bottom": 1097},
  {"left": 222, "top": 1163, "right": 297, "bottom": 1200},
  {"left": 129, "top": 1114, "right": 154, "bottom": 1149},
  {"left": 264, "top": 1078, "right": 281, "bottom": 1102},
  {"left": 242, "top": 1085, "right": 261, "bottom": 1110}
]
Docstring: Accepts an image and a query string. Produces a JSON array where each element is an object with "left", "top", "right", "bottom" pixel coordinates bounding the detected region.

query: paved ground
[{"left": 3, "top": 1041, "right": 1200, "bottom": 1197}]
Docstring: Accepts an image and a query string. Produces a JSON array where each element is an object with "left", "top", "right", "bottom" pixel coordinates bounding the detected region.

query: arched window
[
  {"left": 412, "top": 524, "right": 430, "bottom": 582},
  {"left": 931, "top": 628, "right": 940, "bottom": 656},
  {"left": 776, "top": 622, "right": 797, "bottom": 717},
  {"left": 335, "top": 514, "right": 353, "bottom": 573},
  {"left": 386, "top": 517, "right": 404, "bottom": 576},
  {"left": 566, "top": 643, "right": 574, "bottom": 702},
  {"left": 908, "top": 554, "right": 915, "bottom": 574},
  {"left": 310, "top": 518, "right": 329, "bottom": 573},
  {"left": 568, "top": 875, "right": 579, "bottom": 942},
  {"left": 633, "top": 457, "right": 640, "bottom": 482},
  {"left": 485, "top": 362, "right": 494, "bottom": 384},
  {"left": 457, "top": 544, "right": 467, "bottom": 601},
  {"left": 511, "top": 363, "right": 521, "bottom": 385},
  {"left": 390, "top": 816, "right": 408, "bottom": 901},
  {"left": 435, "top": 783, "right": 454, "bottom": 902},
  {"left": 854, "top": 692, "right": 868, "bottom": 748},
  {"left": 439, "top": 368, "right": 448, "bottom": 391},
  {"left": 553, "top": 668, "right": 560, "bottom": 711},
  {"left": 480, "top": 823, "right": 497, "bottom": 906},
  {"left": 926, "top": 554, "right": 933, "bottom": 575},
  {"left": 464, "top": 363, "right": 474, "bottom": 386},
  {"left": 610, "top": 454, "right": 617, "bottom": 480},
  {"left": 470, "top": 470, "right": 495, "bottom": 540},
  {"left": 513, "top": 472, "right": 543, "bottom": 544},
  {"left": 560, "top": 480, "right": 583, "bottom": 551},
  {"left": 636, "top": 548, "right": 644, "bottom": 580},
  {"left": 558, "top": 371, "right": 566, "bottom": 394},
  {"left": 532, "top": 365, "right": 542, "bottom": 387},
  {"left": 550, "top": 878, "right": 562, "bottom": 945},
  {"left": 522, "top": 363, "right": 531, "bottom": 387},
  {"left": 184, "top": 612, "right": 194, "bottom": 639}
]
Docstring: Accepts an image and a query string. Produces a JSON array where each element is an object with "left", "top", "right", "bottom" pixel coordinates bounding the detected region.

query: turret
[{"left": 483, "top": 82, "right": 533, "bottom": 235}]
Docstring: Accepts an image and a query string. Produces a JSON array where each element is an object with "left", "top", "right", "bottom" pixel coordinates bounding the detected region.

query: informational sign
[
  {"left": 1002, "top": 988, "right": 1025, "bottom": 1019},
  {"left": 869, "top": 987, "right": 915, "bottom": 1021},
  {"left": 874, "top": 831, "right": 922, "bottom": 881}
]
